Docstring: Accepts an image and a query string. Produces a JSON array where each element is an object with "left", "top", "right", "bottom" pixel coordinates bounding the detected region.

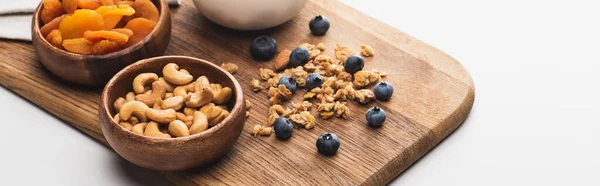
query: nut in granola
[
  {"left": 221, "top": 63, "right": 238, "bottom": 74},
  {"left": 251, "top": 79, "right": 263, "bottom": 92},
  {"left": 360, "top": 45, "right": 375, "bottom": 57},
  {"left": 316, "top": 43, "right": 326, "bottom": 51},
  {"left": 334, "top": 101, "right": 350, "bottom": 119},
  {"left": 259, "top": 68, "right": 276, "bottom": 81},
  {"left": 354, "top": 89, "right": 375, "bottom": 104},
  {"left": 268, "top": 112, "right": 279, "bottom": 126},
  {"left": 290, "top": 67, "right": 308, "bottom": 87},
  {"left": 275, "top": 50, "right": 292, "bottom": 71},
  {"left": 289, "top": 111, "right": 316, "bottom": 129},
  {"left": 276, "top": 84, "right": 293, "bottom": 100},
  {"left": 293, "top": 101, "right": 313, "bottom": 111},
  {"left": 353, "top": 71, "right": 382, "bottom": 88},
  {"left": 334, "top": 44, "right": 355, "bottom": 61},
  {"left": 252, "top": 125, "right": 273, "bottom": 137}
]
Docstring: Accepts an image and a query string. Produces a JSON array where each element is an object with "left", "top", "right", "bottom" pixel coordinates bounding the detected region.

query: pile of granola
[{"left": 251, "top": 43, "right": 383, "bottom": 137}]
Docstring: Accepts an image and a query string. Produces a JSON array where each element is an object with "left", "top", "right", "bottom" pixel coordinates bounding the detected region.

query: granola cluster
[{"left": 250, "top": 43, "right": 382, "bottom": 137}]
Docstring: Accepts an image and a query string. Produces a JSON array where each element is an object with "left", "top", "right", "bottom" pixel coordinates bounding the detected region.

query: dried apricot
[
  {"left": 78, "top": 0, "right": 102, "bottom": 10},
  {"left": 131, "top": 0, "right": 159, "bottom": 22},
  {"left": 59, "top": 9, "right": 105, "bottom": 39},
  {"left": 124, "top": 18, "right": 156, "bottom": 47},
  {"left": 111, "top": 28, "right": 134, "bottom": 37},
  {"left": 96, "top": 5, "right": 136, "bottom": 29},
  {"left": 62, "top": 0, "right": 79, "bottom": 14},
  {"left": 95, "top": 5, "right": 135, "bottom": 16},
  {"left": 115, "top": 2, "right": 135, "bottom": 27},
  {"left": 103, "top": 14, "right": 123, "bottom": 30},
  {"left": 40, "top": 15, "right": 66, "bottom": 37},
  {"left": 100, "top": 0, "right": 114, "bottom": 6},
  {"left": 116, "top": 0, "right": 134, "bottom": 6},
  {"left": 41, "top": 0, "right": 65, "bottom": 24},
  {"left": 84, "top": 30, "right": 129, "bottom": 45},
  {"left": 46, "top": 29, "right": 63, "bottom": 48},
  {"left": 63, "top": 38, "right": 94, "bottom": 54},
  {"left": 92, "top": 40, "right": 121, "bottom": 54}
]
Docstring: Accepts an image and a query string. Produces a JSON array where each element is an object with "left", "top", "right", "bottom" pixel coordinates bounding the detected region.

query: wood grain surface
[{"left": 0, "top": 0, "right": 475, "bottom": 185}]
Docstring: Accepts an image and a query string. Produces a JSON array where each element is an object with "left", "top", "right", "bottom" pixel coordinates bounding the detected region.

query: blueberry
[
  {"left": 273, "top": 117, "right": 293, "bottom": 140},
  {"left": 288, "top": 47, "right": 310, "bottom": 68},
  {"left": 366, "top": 107, "right": 386, "bottom": 127},
  {"left": 305, "top": 73, "right": 323, "bottom": 90},
  {"left": 278, "top": 75, "right": 297, "bottom": 92},
  {"left": 373, "top": 82, "right": 394, "bottom": 101},
  {"left": 316, "top": 132, "right": 340, "bottom": 156},
  {"left": 344, "top": 56, "right": 364, "bottom": 74},
  {"left": 309, "top": 15, "right": 330, "bottom": 36},
  {"left": 250, "top": 35, "right": 277, "bottom": 61}
]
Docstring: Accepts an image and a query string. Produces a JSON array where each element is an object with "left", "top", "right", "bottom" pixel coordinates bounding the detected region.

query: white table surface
[{"left": 2, "top": 0, "right": 599, "bottom": 185}]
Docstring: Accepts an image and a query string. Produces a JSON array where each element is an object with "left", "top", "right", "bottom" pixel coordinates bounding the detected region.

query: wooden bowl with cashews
[{"left": 99, "top": 56, "right": 245, "bottom": 171}]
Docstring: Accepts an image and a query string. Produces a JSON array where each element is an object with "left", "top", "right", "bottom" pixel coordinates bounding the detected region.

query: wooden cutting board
[{"left": 0, "top": 0, "right": 474, "bottom": 185}]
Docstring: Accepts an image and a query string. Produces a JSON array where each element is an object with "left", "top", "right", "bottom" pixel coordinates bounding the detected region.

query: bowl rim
[
  {"left": 32, "top": 0, "right": 169, "bottom": 59},
  {"left": 100, "top": 55, "right": 245, "bottom": 144}
]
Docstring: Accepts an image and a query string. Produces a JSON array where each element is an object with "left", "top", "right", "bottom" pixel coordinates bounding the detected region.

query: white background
[{"left": 1, "top": 0, "right": 599, "bottom": 185}]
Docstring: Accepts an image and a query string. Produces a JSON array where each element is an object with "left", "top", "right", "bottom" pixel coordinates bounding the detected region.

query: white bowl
[{"left": 192, "top": 0, "right": 308, "bottom": 30}]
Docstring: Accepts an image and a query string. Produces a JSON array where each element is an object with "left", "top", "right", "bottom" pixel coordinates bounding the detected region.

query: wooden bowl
[
  {"left": 98, "top": 56, "right": 246, "bottom": 171},
  {"left": 31, "top": 0, "right": 171, "bottom": 87}
]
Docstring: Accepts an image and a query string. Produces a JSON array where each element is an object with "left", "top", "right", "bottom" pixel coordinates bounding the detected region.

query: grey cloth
[
  {"left": 0, "top": 0, "right": 181, "bottom": 42},
  {"left": 0, "top": 0, "right": 39, "bottom": 14},
  {"left": 0, "top": 0, "right": 38, "bottom": 41},
  {"left": 0, "top": 14, "right": 33, "bottom": 41}
]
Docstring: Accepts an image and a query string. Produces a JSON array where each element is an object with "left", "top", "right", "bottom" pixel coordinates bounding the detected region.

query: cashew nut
[
  {"left": 189, "top": 111, "right": 208, "bottom": 135},
  {"left": 199, "top": 103, "right": 216, "bottom": 114},
  {"left": 216, "top": 105, "right": 228, "bottom": 110},
  {"left": 131, "top": 122, "right": 147, "bottom": 135},
  {"left": 209, "top": 110, "right": 229, "bottom": 127},
  {"left": 132, "top": 73, "right": 158, "bottom": 94},
  {"left": 173, "top": 83, "right": 195, "bottom": 98},
  {"left": 203, "top": 106, "right": 221, "bottom": 119},
  {"left": 119, "top": 101, "right": 149, "bottom": 122},
  {"left": 135, "top": 81, "right": 166, "bottom": 107},
  {"left": 119, "top": 122, "right": 133, "bottom": 131},
  {"left": 157, "top": 96, "right": 184, "bottom": 110},
  {"left": 114, "top": 97, "right": 127, "bottom": 112},
  {"left": 194, "top": 76, "right": 212, "bottom": 93},
  {"left": 163, "top": 63, "right": 193, "bottom": 85},
  {"left": 126, "top": 92, "right": 135, "bottom": 102},
  {"left": 180, "top": 69, "right": 190, "bottom": 75},
  {"left": 168, "top": 120, "right": 190, "bottom": 137},
  {"left": 113, "top": 113, "right": 120, "bottom": 123},
  {"left": 129, "top": 116, "right": 139, "bottom": 124},
  {"left": 145, "top": 108, "right": 177, "bottom": 124},
  {"left": 176, "top": 112, "right": 193, "bottom": 128},
  {"left": 158, "top": 77, "right": 175, "bottom": 92},
  {"left": 144, "top": 122, "right": 171, "bottom": 138},
  {"left": 185, "top": 89, "right": 213, "bottom": 108},
  {"left": 185, "top": 76, "right": 214, "bottom": 107},
  {"left": 183, "top": 107, "right": 197, "bottom": 116},
  {"left": 164, "top": 93, "right": 174, "bottom": 99},
  {"left": 213, "top": 87, "right": 233, "bottom": 105},
  {"left": 210, "top": 83, "right": 222, "bottom": 91},
  {"left": 176, "top": 112, "right": 186, "bottom": 120},
  {"left": 152, "top": 98, "right": 161, "bottom": 110}
]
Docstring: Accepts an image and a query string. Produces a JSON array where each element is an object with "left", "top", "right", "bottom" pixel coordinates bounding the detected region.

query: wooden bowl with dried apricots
[
  {"left": 32, "top": 0, "right": 171, "bottom": 86},
  {"left": 99, "top": 56, "right": 246, "bottom": 171}
]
